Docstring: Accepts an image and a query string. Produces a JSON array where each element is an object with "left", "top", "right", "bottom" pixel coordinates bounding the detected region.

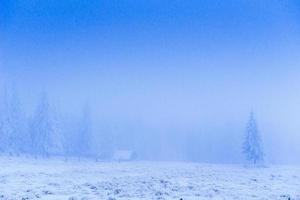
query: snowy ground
[{"left": 0, "top": 157, "right": 299, "bottom": 200}]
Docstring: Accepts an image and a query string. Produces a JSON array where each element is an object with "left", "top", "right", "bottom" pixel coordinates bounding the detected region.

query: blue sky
[
  {"left": 2, "top": 0, "right": 299, "bottom": 72},
  {"left": 1, "top": 0, "right": 300, "bottom": 106},
  {"left": 1, "top": 0, "right": 300, "bottom": 133}
]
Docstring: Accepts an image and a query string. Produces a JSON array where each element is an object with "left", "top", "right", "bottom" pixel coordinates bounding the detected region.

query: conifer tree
[
  {"left": 243, "top": 112, "right": 264, "bottom": 165},
  {"left": 30, "top": 92, "right": 57, "bottom": 157},
  {"left": 0, "top": 87, "right": 27, "bottom": 155},
  {"left": 75, "top": 104, "right": 93, "bottom": 159}
]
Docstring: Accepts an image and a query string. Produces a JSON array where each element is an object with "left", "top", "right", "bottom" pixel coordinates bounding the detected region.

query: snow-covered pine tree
[
  {"left": 0, "top": 89, "right": 10, "bottom": 153},
  {"left": 61, "top": 115, "right": 77, "bottom": 161},
  {"left": 30, "top": 92, "right": 57, "bottom": 157},
  {"left": 0, "top": 87, "right": 27, "bottom": 155},
  {"left": 61, "top": 114, "right": 85, "bottom": 161},
  {"left": 75, "top": 104, "right": 93, "bottom": 159},
  {"left": 243, "top": 112, "right": 264, "bottom": 165}
]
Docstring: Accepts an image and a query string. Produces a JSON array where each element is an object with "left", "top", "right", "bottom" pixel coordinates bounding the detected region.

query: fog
[{"left": 1, "top": 0, "right": 300, "bottom": 163}]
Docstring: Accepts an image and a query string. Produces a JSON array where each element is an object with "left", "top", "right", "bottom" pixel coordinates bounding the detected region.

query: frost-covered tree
[
  {"left": 74, "top": 104, "right": 93, "bottom": 159},
  {"left": 0, "top": 89, "right": 12, "bottom": 153},
  {"left": 30, "top": 92, "right": 60, "bottom": 157},
  {"left": 95, "top": 124, "right": 116, "bottom": 160},
  {"left": 0, "top": 88, "right": 27, "bottom": 155},
  {"left": 61, "top": 114, "right": 83, "bottom": 160},
  {"left": 61, "top": 115, "right": 76, "bottom": 160},
  {"left": 243, "top": 112, "right": 264, "bottom": 165}
]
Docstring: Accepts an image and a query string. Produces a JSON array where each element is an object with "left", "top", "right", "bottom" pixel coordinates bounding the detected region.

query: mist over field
[
  {"left": 1, "top": 66, "right": 300, "bottom": 163},
  {"left": 1, "top": 0, "right": 300, "bottom": 199},
  {"left": 1, "top": 1, "right": 300, "bottom": 163}
]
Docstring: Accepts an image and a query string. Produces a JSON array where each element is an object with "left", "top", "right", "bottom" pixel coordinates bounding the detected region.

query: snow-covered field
[{"left": 0, "top": 157, "right": 299, "bottom": 200}]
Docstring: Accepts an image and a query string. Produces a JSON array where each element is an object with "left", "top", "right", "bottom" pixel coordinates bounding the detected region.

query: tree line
[
  {"left": 0, "top": 88, "right": 264, "bottom": 165},
  {"left": 0, "top": 89, "right": 95, "bottom": 159}
]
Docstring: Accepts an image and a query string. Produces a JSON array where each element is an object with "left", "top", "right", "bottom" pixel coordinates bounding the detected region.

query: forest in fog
[
  {"left": 1, "top": 1, "right": 300, "bottom": 199},
  {"left": 1, "top": 0, "right": 300, "bottom": 165},
  {"left": 0, "top": 84, "right": 264, "bottom": 164}
]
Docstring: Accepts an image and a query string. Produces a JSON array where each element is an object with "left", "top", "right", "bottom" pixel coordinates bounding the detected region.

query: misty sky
[{"left": 1, "top": 0, "right": 300, "bottom": 162}]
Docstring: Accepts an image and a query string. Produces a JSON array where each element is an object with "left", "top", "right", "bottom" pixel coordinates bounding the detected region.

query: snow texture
[{"left": 0, "top": 157, "right": 299, "bottom": 200}]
